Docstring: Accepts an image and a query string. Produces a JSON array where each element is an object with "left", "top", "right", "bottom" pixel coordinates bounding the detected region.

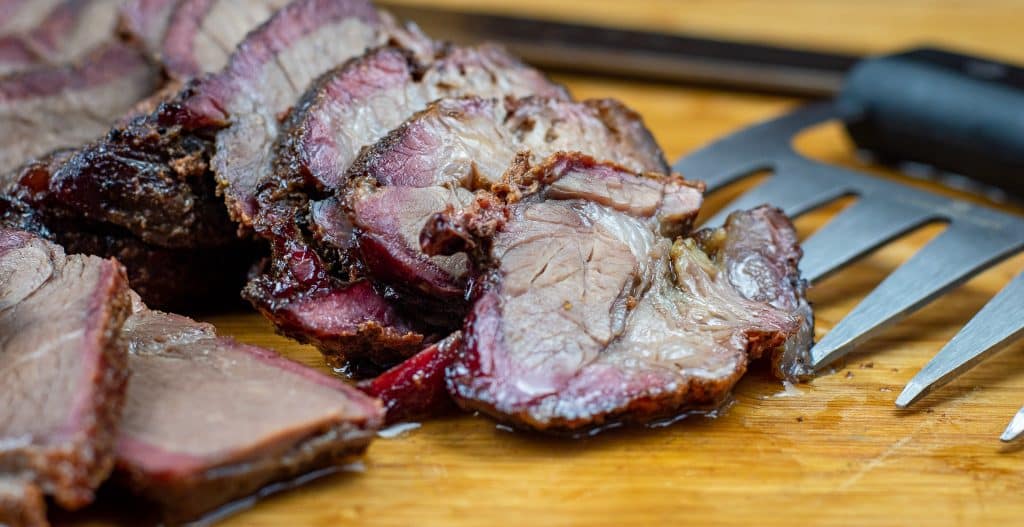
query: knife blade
[{"left": 378, "top": 2, "right": 860, "bottom": 97}]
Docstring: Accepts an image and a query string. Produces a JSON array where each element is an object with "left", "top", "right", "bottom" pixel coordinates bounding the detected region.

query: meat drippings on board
[{"left": 422, "top": 153, "right": 810, "bottom": 432}]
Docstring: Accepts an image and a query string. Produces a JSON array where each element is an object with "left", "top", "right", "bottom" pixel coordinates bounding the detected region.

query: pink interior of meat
[{"left": 116, "top": 307, "right": 381, "bottom": 475}]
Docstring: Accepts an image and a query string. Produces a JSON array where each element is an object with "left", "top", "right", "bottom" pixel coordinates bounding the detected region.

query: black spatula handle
[{"left": 839, "top": 47, "right": 1024, "bottom": 199}]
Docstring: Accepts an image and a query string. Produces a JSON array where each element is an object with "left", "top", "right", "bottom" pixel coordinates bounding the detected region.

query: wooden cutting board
[{"left": 69, "top": 1, "right": 1024, "bottom": 525}]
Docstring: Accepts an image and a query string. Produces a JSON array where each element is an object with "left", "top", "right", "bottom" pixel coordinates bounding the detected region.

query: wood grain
[{"left": 67, "top": 1, "right": 1024, "bottom": 526}]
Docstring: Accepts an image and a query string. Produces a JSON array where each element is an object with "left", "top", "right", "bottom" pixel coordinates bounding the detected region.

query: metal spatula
[
  {"left": 674, "top": 50, "right": 1024, "bottom": 440},
  {"left": 382, "top": 4, "right": 1024, "bottom": 439}
]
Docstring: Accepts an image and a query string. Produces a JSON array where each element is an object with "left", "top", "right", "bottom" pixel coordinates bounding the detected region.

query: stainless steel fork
[{"left": 674, "top": 102, "right": 1024, "bottom": 440}]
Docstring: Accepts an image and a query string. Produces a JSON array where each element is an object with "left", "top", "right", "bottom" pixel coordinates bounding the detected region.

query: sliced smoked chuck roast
[
  {"left": 422, "top": 153, "right": 811, "bottom": 433},
  {"left": 113, "top": 294, "right": 384, "bottom": 523},
  {"left": 0, "top": 229, "right": 131, "bottom": 511},
  {"left": 345, "top": 95, "right": 669, "bottom": 318}
]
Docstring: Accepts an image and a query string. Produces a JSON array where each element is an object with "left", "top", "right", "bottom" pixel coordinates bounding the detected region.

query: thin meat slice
[
  {"left": 0, "top": 0, "right": 124, "bottom": 76},
  {"left": 0, "top": 43, "right": 160, "bottom": 174},
  {"left": 0, "top": 477, "right": 47, "bottom": 527},
  {"left": 114, "top": 294, "right": 383, "bottom": 523},
  {"left": 423, "top": 154, "right": 810, "bottom": 433},
  {"left": 346, "top": 96, "right": 670, "bottom": 311},
  {"left": 0, "top": 229, "right": 130, "bottom": 510}
]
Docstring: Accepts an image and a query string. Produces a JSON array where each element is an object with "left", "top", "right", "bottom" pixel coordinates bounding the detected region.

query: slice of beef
[
  {"left": 346, "top": 95, "right": 670, "bottom": 313},
  {"left": 423, "top": 153, "right": 810, "bottom": 433},
  {"left": 0, "top": 477, "right": 47, "bottom": 527},
  {"left": 159, "top": 0, "right": 292, "bottom": 81},
  {"left": 358, "top": 333, "right": 461, "bottom": 424},
  {"left": 114, "top": 294, "right": 383, "bottom": 523},
  {"left": 0, "top": 229, "right": 130, "bottom": 509},
  {"left": 0, "top": 43, "right": 160, "bottom": 174},
  {"left": 245, "top": 42, "right": 567, "bottom": 369},
  {"left": 0, "top": 0, "right": 124, "bottom": 76}
]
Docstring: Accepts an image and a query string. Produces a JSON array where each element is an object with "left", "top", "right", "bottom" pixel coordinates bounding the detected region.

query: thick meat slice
[
  {"left": 114, "top": 295, "right": 383, "bottom": 523},
  {"left": 0, "top": 477, "right": 47, "bottom": 527},
  {"left": 158, "top": 0, "right": 292, "bottom": 80},
  {"left": 423, "top": 154, "right": 810, "bottom": 433},
  {"left": 347, "top": 96, "right": 670, "bottom": 311},
  {"left": 0, "top": 43, "right": 159, "bottom": 174},
  {"left": 0, "top": 0, "right": 124, "bottom": 76},
  {"left": 245, "top": 42, "right": 567, "bottom": 369},
  {"left": 0, "top": 230, "right": 130, "bottom": 509}
]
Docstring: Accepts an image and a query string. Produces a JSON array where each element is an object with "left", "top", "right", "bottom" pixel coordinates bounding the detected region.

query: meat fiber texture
[
  {"left": 113, "top": 294, "right": 384, "bottom": 523},
  {"left": 0, "top": 0, "right": 124, "bottom": 76},
  {"left": 244, "top": 41, "right": 570, "bottom": 370},
  {"left": 0, "top": 229, "right": 131, "bottom": 513},
  {"left": 421, "top": 153, "right": 812, "bottom": 433}
]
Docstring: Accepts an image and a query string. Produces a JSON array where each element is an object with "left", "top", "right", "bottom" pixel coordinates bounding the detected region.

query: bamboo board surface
[{"left": 69, "top": 1, "right": 1024, "bottom": 525}]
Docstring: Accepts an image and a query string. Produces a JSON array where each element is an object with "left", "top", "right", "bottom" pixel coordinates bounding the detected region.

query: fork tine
[
  {"left": 810, "top": 224, "right": 1024, "bottom": 369},
  {"left": 800, "top": 197, "right": 938, "bottom": 283},
  {"left": 897, "top": 272, "right": 1024, "bottom": 409},
  {"left": 895, "top": 271, "right": 1024, "bottom": 407},
  {"left": 703, "top": 170, "right": 847, "bottom": 227},
  {"left": 1001, "top": 407, "right": 1024, "bottom": 442}
]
